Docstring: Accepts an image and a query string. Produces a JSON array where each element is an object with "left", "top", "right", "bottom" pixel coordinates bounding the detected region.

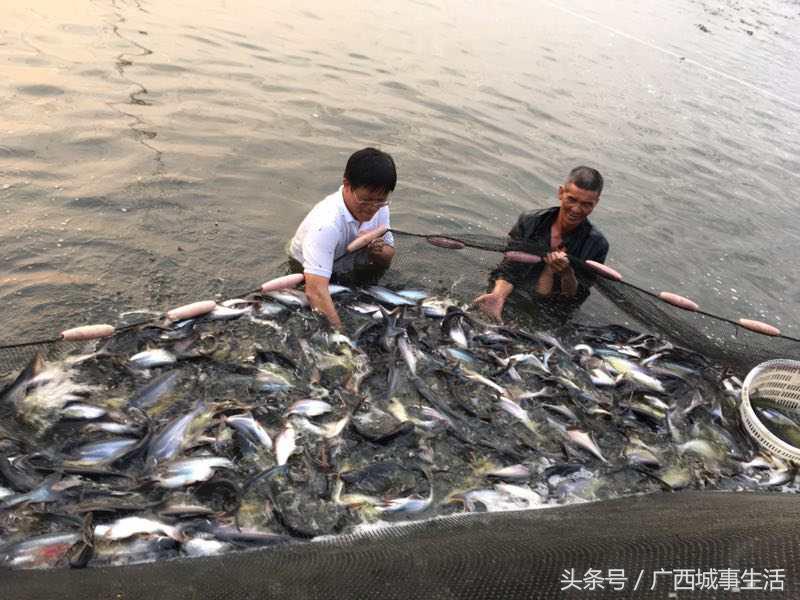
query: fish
[
  {"left": 566, "top": 428, "right": 608, "bottom": 462},
  {"left": 146, "top": 402, "right": 207, "bottom": 466},
  {"left": 363, "top": 286, "right": 416, "bottom": 306},
  {"left": 94, "top": 516, "right": 184, "bottom": 542},
  {"left": 604, "top": 356, "right": 666, "bottom": 393},
  {"left": 129, "top": 349, "right": 177, "bottom": 369},
  {"left": 461, "top": 367, "right": 506, "bottom": 396},
  {"left": 498, "top": 397, "right": 540, "bottom": 436},
  {"left": 153, "top": 456, "right": 234, "bottom": 488},
  {"left": 397, "top": 333, "right": 418, "bottom": 376},
  {"left": 328, "top": 284, "right": 351, "bottom": 296},
  {"left": 0, "top": 532, "right": 81, "bottom": 569},
  {"left": 376, "top": 481, "right": 434, "bottom": 514},
  {"left": 265, "top": 289, "right": 309, "bottom": 308},
  {"left": 1, "top": 474, "right": 81, "bottom": 511},
  {"left": 396, "top": 289, "right": 428, "bottom": 301},
  {"left": 485, "top": 464, "right": 531, "bottom": 481},
  {"left": 291, "top": 416, "right": 349, "bottom": 439},
  {"left": 67, "top": 438, "right": 141, "bottom": 467},
  {"left": 61, "top": 402, "right": 107, "bottom": 420},
  {"left": 208, "top": 305, "right": 252, "bottom": 320},
  {"left": 275, "top": 423, "right": 297, "bottom": 466},
  {"left": 130, "top": 371, "right": 179, "bottom": 410},
  {"left": 286, "top": 399, "right": 333, "bottom": 418},
  {"left": 225, "top": 413, "right": 273, "bottom": 450}
]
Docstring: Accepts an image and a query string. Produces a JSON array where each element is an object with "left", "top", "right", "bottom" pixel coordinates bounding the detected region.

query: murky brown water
[{"left": 1, "top": 0, "right": 799, "bottom": 343}]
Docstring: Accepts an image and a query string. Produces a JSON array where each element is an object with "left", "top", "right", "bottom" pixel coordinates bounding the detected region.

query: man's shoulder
[
  {"left": 585, "top": 219, "right": 609, "bottom": 247},
  {"left": 515, "top": 206, "right": 557, "bottom": 228}
]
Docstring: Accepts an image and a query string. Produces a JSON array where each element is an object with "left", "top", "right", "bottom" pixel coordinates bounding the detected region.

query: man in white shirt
[{"left": 289, "top": 147, "right": 396, "bottom": 330}]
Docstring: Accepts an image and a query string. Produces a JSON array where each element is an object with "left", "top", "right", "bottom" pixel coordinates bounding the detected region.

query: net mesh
[
  {"left": 0, "top": 228, "right": 796, "bottom": 380},
  {"left": 382, "top": 229, "right": 799, "bottom": 375}
]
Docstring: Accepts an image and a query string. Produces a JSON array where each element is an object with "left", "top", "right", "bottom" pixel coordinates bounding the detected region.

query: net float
[
  {"left": 585, "top": 260, "right": 623, "bottom": 282},
  {"left": 738, "top": 318, "right": 781, "bottom": 337},
  {"left": 166, "top": 300, "right": 217, "bottom": 321},
  {"left": 346, "top": 226, "right": 389, "bottom": 253},
  {"left": 60, "top": 324, "right": 115, "bottom": 342},
  {"left": 260, "top": 273, "right": 305, "bottom": 294},
  {"left": 503, "top": 251, "right": 541, "bottom": 264},
  {"left": 658, "top": 291, "right": 699, "bottom": 312},
  {"left": 426, "top": 236, "right": 465, "bottom": 250}
]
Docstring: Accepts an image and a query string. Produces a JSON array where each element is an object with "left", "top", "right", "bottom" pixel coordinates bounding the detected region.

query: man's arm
[
  {"left": 304, "top": 273, "right": 342, "bottom": 330},
  {"left": 366, "top": 238, "right": 395, "bottom": 268},
  {"left": 473, "top": 278, "right": 514, "bottom": 321}
]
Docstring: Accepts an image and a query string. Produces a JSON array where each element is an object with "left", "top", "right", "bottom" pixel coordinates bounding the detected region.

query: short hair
[
  {"left": 566, "top": 166, "right": 604, "bottom": 194},
  {"left": 344, "top": 147, "right": 397, "bottom": 193}
]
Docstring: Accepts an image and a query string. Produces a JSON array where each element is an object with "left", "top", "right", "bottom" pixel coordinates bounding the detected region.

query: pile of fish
[{"left": 1, "top": 284, "right": 796, "bottom": 570}]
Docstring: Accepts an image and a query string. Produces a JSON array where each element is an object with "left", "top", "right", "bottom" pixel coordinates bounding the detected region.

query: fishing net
[
  {"left": 380, "top": 228, "right": 799, "bottom": 375},
  {"left": 1, "top": 226, "right": 797, "bottom": 381}
]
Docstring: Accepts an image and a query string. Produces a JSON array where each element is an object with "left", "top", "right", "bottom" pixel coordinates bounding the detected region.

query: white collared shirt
[{"left": 289, "top": 186, "right": 394, "bottom": 279}]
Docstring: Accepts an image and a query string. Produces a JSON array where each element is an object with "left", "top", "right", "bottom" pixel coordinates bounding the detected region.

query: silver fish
[
  {"left": 376, "top": 483, "right": 433, "bottom": 514},
  {"left": 129, "top": 349, "right": 177, "bottom": 369},
  {"left": 131, "top": 371, "right": 179, "bottom": 410},
  {"left": 397, "top": 289, "right": 428, "bottom": 301},
  {"left": 69, "top": 438, "right": 140, "bottom": 466},
  {"left": 486, "top": 464, "right": 531, "bottom": 481},
  {"left": 498, "top": 397, "right": 540, "bottom": 435},
  {"left": 61, "top": 403, "right": 107, "bottom": 420},
  {"left": 397, "top": 334, "right": 418, "bottom": 376},
  {"left": 147, "top": 403, "right": 206, "bottom": 466},
  {"left": 226, "top": 413, "right": 272, "bottom": 449},
  {"left": 364, "top": 286, "right": 416, "bottom": 306},
  {"left": 265, "top": 289, "right": 309, "bottom": 308},
  {"left": 328, "top": 284, "right": 351, "bottom": 296},
  {"left": 153, "top": 456, "right": 234, "bottom": 488},
  {"left": 347, "top": 302, "right": 383, "bottom": 315},
  {"left": 286, "top": 399, "right": 332, "bottom": 418},
  {"left": 275, "top": 423, "right": 297, "bottom": 466},
  {"left": 257, "top": 301, "right": 286, "bottom": 317},
  {"left": 0, "top": 532, "right": 81, "bottom": 569},
  {"left": 95, "top": 516, "right": 184, "bottom": 542},
  {"left": 208, "top": 305, "right": 251, "bottom": 320},
  {"left": 566, "top": 428, "right": 608, "bottom": 463}
]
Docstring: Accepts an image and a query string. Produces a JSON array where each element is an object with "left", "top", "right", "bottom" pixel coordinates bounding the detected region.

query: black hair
[
  {"left": 566, "top": 166, "right": 604, "bottom": 194},
  {"left": 344, "top": 147, "right": 397, "bottom": 193}
]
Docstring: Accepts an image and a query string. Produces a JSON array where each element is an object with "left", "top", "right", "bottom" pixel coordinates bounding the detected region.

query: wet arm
[{"left": 304, "top": 273, "right": 342, "bottom": 330}]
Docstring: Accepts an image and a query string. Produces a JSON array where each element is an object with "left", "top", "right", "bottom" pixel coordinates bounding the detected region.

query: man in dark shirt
[{"left": 474, "top": 166, "right": 609, "bottom": 322}]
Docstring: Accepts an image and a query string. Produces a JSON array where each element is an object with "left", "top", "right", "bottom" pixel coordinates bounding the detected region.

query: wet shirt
[
  {"left": 490, "top": 206, "right": 609, "bottom": 306},
  {"left": 289, "top": 186, "right": 394, "bottom": 279}
]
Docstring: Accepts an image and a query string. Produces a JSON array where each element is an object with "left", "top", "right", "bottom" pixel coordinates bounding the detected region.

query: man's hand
[
  {"left": 473, "top": 292, "right": 506, "bottom": 322},
  {"left": 544, "top": 249, "right": 569, "bottom": 273},
  {"left": 367, "top": 239, "right": 395, "bottom": 268},
  {"left": 304, "top": 273, "right": 343, "bottom": 330}
]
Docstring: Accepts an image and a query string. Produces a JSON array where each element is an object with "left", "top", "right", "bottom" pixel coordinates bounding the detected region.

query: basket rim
[{"left": 740, "top": 359, "right": 800, "bottom": 463}]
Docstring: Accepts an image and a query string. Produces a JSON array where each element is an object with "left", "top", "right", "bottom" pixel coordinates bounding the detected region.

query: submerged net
[{"left": 381, "top": 229, "right": 799, "bottom": 374}]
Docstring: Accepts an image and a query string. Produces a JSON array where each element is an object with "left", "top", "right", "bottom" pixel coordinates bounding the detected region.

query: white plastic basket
[{"left": 740, "top": 359, "right": 800, "bottom": 463}]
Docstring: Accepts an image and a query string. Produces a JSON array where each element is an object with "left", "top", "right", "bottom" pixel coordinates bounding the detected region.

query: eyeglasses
[{"left": 354, "top": 190, "right": 392, "bottom": 209}]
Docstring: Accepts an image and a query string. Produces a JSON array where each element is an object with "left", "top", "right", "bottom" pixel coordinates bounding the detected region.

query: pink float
[
  {"left": 426, "top": 236, "right": 465, "bottom": 250},
  {"left": 166, "top": 300, "right": 217, "bottom": 321},
  {"left": 60, "top": 324, "right": 115, "bottom": 341},
  {"left": 585, "top": 260, "right": 623, "bottom": 281},
  {"left": 503, "top": 251, "right": 542, "bottom": 264},
  {"left": 260, "top": 273, "right": 305, "bottom": 293},
  {"left": 346, "top": 226, "right": 389, "bottom": 253},
  {"left": 658, "top": 291, "right": 699, "bottom": 311},
  {"left": 738, "top": 318, "right": 781, "bottom": 337}
]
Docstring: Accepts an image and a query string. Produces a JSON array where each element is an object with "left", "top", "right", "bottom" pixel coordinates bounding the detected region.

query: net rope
[{"left": 1, "top": 227, "right": 797, "bottom": 378}]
